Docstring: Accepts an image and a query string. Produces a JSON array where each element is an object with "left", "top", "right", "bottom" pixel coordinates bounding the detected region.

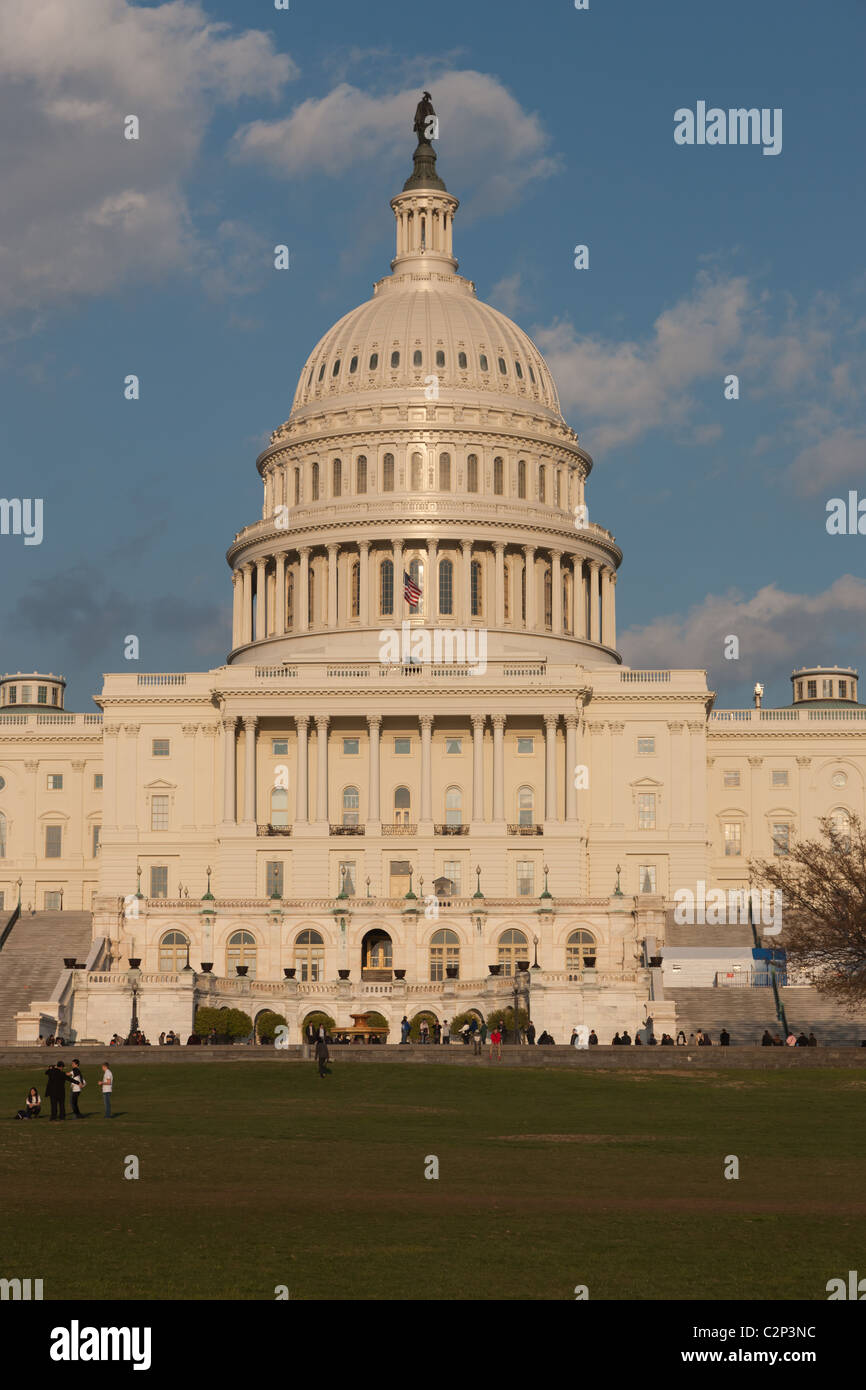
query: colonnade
[{"left": 220, "top": 712, "right": 583, "bottom": 827}]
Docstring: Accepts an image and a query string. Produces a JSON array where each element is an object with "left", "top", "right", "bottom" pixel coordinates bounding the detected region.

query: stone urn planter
[
  {"left": 63, "top": 957, "right": 76, "bottom": 969},
  {"left": 445, "top": 965, "right": 459, "bottom": 978},
  {"left": 235, "top": 965, "right": 249, "bottom": 977},
  {"left": 649, "top": 955, "right": 663, "bottom": 968},
  {"left": 516, "top": 960, "right": 530, "bottom": 973},
  {"left": 338, "top": 969, "right": 350, "bottom": 980},
  {"left": 200, "top": 962, "right": 213, "bottom": 973},
  {"left": 488, "top": 964, "right": 502, "bottom": 976},
  {"left": 128, "top": 958, "right": 141, "bottom": 969},
  {"left": 393, "top": 968, "right": 406, "bottom": 980},
  {"left": 283, "top": 967, "right": 296, "bottom": 979}
]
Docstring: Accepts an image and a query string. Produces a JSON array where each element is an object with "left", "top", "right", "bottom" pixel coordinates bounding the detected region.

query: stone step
[
  {"left": 667, "top": 985, "right": 866, "bottom": 1045},
  {"left": 0, "top": 911, "right": 93, "bottom": 1042}
]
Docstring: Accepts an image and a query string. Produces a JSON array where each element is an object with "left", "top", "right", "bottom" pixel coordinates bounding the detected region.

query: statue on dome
[{"left": 413, "top": 91, "right": 437, "bottom": 145}]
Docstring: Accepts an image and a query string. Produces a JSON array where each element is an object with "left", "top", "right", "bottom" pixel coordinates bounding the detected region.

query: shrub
[
  {"left": 193, "top": 1006, "right": 220, "bottom": 1037},
  {"left": 448, "top": 1010, "right": 484, "bottom": 1037},
  {"left": 409, "top": 1010, "right": 439, "bottom": 1042},
  {"left": 302, "top": 1011, "right": 335, "bottom": 1039},
  {"left": 256, "top": 1011, "right": 288, "bottom": 1043},
  {"left": 486, "top": 1006, "right": 529, "bottom": 1039},
  {"left": 224, "top": 1008, "right": 253, "bottom": 1040}
]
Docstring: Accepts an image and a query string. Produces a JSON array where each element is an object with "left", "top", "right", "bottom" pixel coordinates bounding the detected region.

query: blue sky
[{"left": 1, "top": 0, "right": 864, "bottom": 710}]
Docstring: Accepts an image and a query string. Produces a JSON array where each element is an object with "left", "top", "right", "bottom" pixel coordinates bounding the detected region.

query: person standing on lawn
[
  {"left": 315, "top": 1035, "right": 330, "bottom": 1077},
  {"left": 99, "top": 1063, "right": 114, "bottom": 1118},
  {"left": 67, "top": 1059, "right": 86, "bottom": 1118},
  {"left": 45, "top": 1061, "right": 70, "bottom": 1122}
]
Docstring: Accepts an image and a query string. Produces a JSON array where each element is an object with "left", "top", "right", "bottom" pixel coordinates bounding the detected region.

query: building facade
[{"left": 2, "top": 138, "right": 865, "bottom": 1043}]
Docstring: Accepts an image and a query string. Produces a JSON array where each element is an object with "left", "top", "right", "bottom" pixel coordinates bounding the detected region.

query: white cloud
[
  {"left": 231, "top": 70, "right": 559, "bottom": 217},
  {"left": 787, "top": 427, "right": 866, "bottom": 497},
  {"left": 0, "top": 0, "right": 294, "bottom": 314}
]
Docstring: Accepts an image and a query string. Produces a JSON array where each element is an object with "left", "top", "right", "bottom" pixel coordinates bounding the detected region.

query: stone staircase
[
  {"left": 667, "top": 985, "right": 866, "bottom": 1045},
  {"left": 0, "top": 910, "right": 93, "bottom": 1043}
]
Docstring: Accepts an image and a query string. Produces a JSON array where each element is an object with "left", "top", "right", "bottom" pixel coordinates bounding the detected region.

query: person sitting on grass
[{"left": 16, "top": 1087, "right": 41, "bottom": 1119}]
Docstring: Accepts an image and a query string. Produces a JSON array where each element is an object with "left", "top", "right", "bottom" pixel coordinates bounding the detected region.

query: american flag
[{"left": 403, "top": 570, "right": 421, "bottom": 605}]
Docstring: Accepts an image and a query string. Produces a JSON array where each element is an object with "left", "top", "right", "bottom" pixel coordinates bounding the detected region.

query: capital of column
[
  {"left": 367, "top": 715, "right": 382, "bottom": 732},
  {"left": 359, "top": 539, "right": 370, "bottom": 555},
  {"left": 419, "top": 713, "right": 434, "bottom": 733},
  {"left": 221, "top": 716, "right": 237, "bottom": 733},
  {"left": 492, "top": 713, "right": 507, "bottom": 731},
  {"left": 471, "top": 714, "right": 486, "bottom": 732},
  {"left": 242, "top": 715, "right": 258, "bottom": 731},
  {"left": 327, "top": 542, "right": 338, "bottom": 555},
  {"left": 315, "top": 714, "right": 330, "bottom": 732},
  {"left": 565, "top": 714, "right": 579, "bottom": 730},
  {"left": 295, "top": 715, "right": 310, "bottom": 733},
  {"left": 494, "top": 541, "right": 505, "bottom": 555},
  {"left": 544, "top": 714, "right": 559, "bottom": 731}
]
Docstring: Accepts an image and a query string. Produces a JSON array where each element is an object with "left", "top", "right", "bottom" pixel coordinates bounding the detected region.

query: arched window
[
  {"left": 498, "top": 356, "right": 507, "bottom": 375},
  {"left": 159, "top": 930, "right": 189, "bottom": 972},
  {"left": 409, "top": 556, "right": 423, "bottom": 615},
  {"left": 435, "top": 349, "right": 445, "bottom": 368},
  {"left": 349, "top": 355, "right": 358, "bottom": 374},
  {"left": 369, "top": 352, "right": 379, "bottom": 370},
  {"left": 466, "top": 454, "right": 478, "bottom": 492},
  {"left": 394, "top": 785, "right": 411, "bottom": 826},
  {"left": 382, "top": 453, "right": 394, "bottom": 491},
  {"left": 554, "top": 470, "right": 561, "bottom": 508},
  {"left": 497, "top": 928, "right": 528, "bottom": 976},
  {"left": 493, "top": 457, "right": 504, "bottom": 495},
  {"left": 295, "top": 929, "right": 325, "bottom": 982},
  {"left": 479, "top": 353, "right": 489, "bottom": 372},
  {"left": 286, "top": 571, "right": 294, "bottom": 628},
  {"left": 356, "top": 455, "right": 367, "bottom": 493},
  {"left": 411, "top": 452, "right": 423, "bottom": 491},
  {"left": 227, "top": 930, "right": 257, "bottom": 979},
  {"left": 308, "top": 566, "right": 315, "bottom": 625},
  {"left": 311, "top": 462, "right": 319, "bottom": 501},
  {"left": 517, "top": 460, "right": 526, "bottom": 499},
  {"left": 517, "top": 786, "right": 534, "bottom": 827},
  {"left": 317, "top": 362, "right": 326, "bottom": 382},
  {"left": 429, "top": 928, "right": 460, "bottom": 981},
  {"left": 458, "top": 351, "right": 468, "bottom": 369},
  {"left": 351, "top": 560, "right": 360, "bottom": 618},
  {"left": 439, "top": 452, "right": 451, "bottom": 491},
  {"left": 566, "top": 929, "right": 597, "bottom": 976},
  {"left": 543, "top": 566, "right": 552, "bottom": 629},
  {"left": 380, "top": 558, "right": 394, "bottom": 615},
  {"left": 294, "top": 468, "right": 300, "bottom": 505},
  {"left": 515, "top": 360, "right": 523, "bottom": 379},
  {"left": 342, "top": 786, "right": 359, "bottom": 826},
  {"left": 471, "top": 559, "right": 483, "bottom": 617},
  {"left": 538, "top": 465, "right": 546, "bottom": 502},
  {"left": 0, "top": 810, "right": 5, "bottom": 858},
  {"left": 413, "top": 349, "right": 423, "bottom": 367},
  {"left": 830, "top": 807, "right": 852, "bottom": 851},
  {"left": 270, "top": 787, "right": 289, "bottom": 827},
  {"left": 390, "top": 350, "right": 400, "bottom": 369},
  {"left": 332, "top": 359, "right": 341, "bottom": 377},
  {"left": 439, "top": 558, "right": 454, "bottom": 616},
  {"left": 445, "top": 786, "right": 463, "bottom": 826},
  {"left": 332, "top": 458, "right": 342, "bottom": 497},
  {"left": 528, "top": 364, "right": 536, "bottom": 384}
]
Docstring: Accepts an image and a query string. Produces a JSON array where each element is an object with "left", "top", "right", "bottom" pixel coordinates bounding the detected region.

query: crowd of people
[{"left": 14, "top": 1060, "right": 114, "bottom": 1120}]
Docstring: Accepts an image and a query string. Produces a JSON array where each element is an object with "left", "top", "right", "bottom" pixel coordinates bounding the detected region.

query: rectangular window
[
  {"left": 332, "top": 458, "right": 342, "bottom": 497},
  {"left": 356, "top": 457, "right": 367, "bottom": 494},
  {"left": 0, "top": 892, "right": 4, "bottom": 910},
  {"left": 92, "top": 824, "right": 101, "bottom": 857},
  {"left": 339, "top": 860, "right": 356, "bottom": 895},
  {"left": 771, "top": 770, "right": 789, "bottom": 787},
  {"left": 394, "top": 737, "right": 411, "bottom": 755},
  {"left": 724, "top": 822, "right": 742, "bottom": 856},
  {"left": 45, "top": 825, "right": 62, "bottom": 858},
  {"left": 445, "top": 737, "right": 462, "bottom": 755},
  {"left": 37, "top": 686, "right": 47, "bottom": 704},
  {"left": 637, "top": 793, "right": 656, "bottom": 829},
  {"left": 493, "top": 458, "right": 504, "bottom": 495},
  {"left": 151, "top": 795, "right": 169, "bottom": 831},
  {"left": 822, "top": 680, "right": 832, "bottom": 696},
  {"left": 772, "top": 823, "right": 790, "bottom": 856},
  {"left": 723, "top": 770, "right": 741, "bottom": 787},
  {"left": 47, "top": 774, "right": 63, "bottom": 790},
  {"left": 7, "top": 687, "right": 16, "bottom": 704},
  {"left": 44, "top": 891, "right": 62, "bottom": 910},
  {"left": 51, "top": 688, "right": 59, "bottom": 705},
  {"left": 342, "top": 738, "right": 360, "bottom": 755},
  {"left": 639, "top": 864, "right": 657, "bottom": 893},
  {"left": 266, "top": 861, "right": 284, "bottom": 897},
  {"left": 150, "top": 866, "right": 168, "bottom": 899},
  {"left": 272, "top": 739, "right": 289, "bottom": 756},
  {"left": 637, "top": 737, "right": 655, "bottom": 754},
  {"left": 22, "top": 685, "right": 31, "bottom": 704},
  {"left": 93, "top": 774, "right": 103, "bottom": 789},
  {"left": 807, "top": 680, "right": 817, "bottom": 698},
  {"left": 839, "top": 680, "right": 848, "bottom": 698},
  {"left": 152, "top": 739, "right": 170, "bottom": 757},
  {"left": 517, "top": 737, "right": 534, "bottom": 755},
  {"left": 443, "top": 860, "right": 462, "bottom": 894},
  {"left": 517, "top": 860, "right": 535, "bottom": 896}
]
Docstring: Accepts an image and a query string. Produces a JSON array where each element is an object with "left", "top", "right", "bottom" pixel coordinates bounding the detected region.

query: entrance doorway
[{"left": 362, "top": 928, "right": 393, "bottom": 981}]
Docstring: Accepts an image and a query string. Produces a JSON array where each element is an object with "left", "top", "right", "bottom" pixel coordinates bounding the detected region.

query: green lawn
[{"left": 1, "top": 1060, "right": 863, "bottom": 1300}]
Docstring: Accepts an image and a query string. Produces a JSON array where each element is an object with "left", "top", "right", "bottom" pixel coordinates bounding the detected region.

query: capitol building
[{"left": 1, "top": 124, "right": 864, "bottom": 1044}]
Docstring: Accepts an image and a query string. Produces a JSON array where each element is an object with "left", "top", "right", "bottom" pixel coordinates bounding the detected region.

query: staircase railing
[{"left": 0, "top": 902, "right": 21, "bottom": 953}]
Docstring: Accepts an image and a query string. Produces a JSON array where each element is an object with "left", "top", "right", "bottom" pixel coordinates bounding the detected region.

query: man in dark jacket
[
  {"left": 620, "top": 1030, "right": 632, "bottom": 1045},
  {"left": 588, "top": 1030, "right": 598, "bottom": 1045},
  {"left": 45, "top": 1062, "right": 71, "bottom": 1121},
  {"left": 314, "top": 1036, "right": 330, "bottom": 1077},
  {"left": 719, "top": 1029, "right": 730, "bottom": 1046},
  {"left": 526, "top": 1021, "right": 536, "bottom": 1045}
]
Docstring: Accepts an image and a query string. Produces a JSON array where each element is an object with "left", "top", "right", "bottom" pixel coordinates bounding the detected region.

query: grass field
[{"left": 1, "top": 1059, "right": 864, "bottom": 1300}]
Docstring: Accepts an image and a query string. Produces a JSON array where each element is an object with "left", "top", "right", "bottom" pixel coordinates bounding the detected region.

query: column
[
  {"left": 609, "top": 720, "right": 624, "bottom": 827},
  {"left": 589, "top": 561, "right": 601, "bottom": 643},
  {"left": 544, "top": 715, "right": 558, "bottom": 821},
  {"left": 427, "top": 539, "right": 438, "bottom": 621},
  {"left": 461, "top": 540, "right": 472, "bottom": 625},
  {"left": 232, "top": 571, "right": 242, "bottom": 648},
  {"left": 393, "top": 540, "right": 403, "bottom": 619},
  {"left": 492, "top": 714, "right": 506, "bottom": 822},
  {"left": 359, "top": 541, "right": 370, "bottom": 625},
  {"left": 690, "top": 720, "right": 707, "bottom": 831},
  {"left": 551, "top": 550, "right": 562, "bottom": 634},
  {"left": 565, "top": 714, "right": 578, "bottom": 822},
  {"left": 241, "top": 564, "right": 253, "bottom": 644},
  {"left": 315, "top": 715, "right": 329, "bottom": 824},
  {"left": 367, "top": 715, "right": 381, "bottom": 822},
  {"left": 327, "top": 543, "right": 338, "bottom": 627},
  {"left": 295, "top": 716, "right": 309, "bottom": 824},
  {"left": 607, "top": 570, "right": 617, "bottom": 648},
  {"left": 274, "top": 552, "right": 287, "bottom": 635},
  {"left": 254, "top": 557, "right": 267, "bottom": 640},
  {"left": 523, "top": 546, "right": 536, "bottom": 630},
  {"left": 242, "top": 716, "right": 257, "bottom": 823},
  {"left": 420, "top": 714, "right": 433, "bottom": 823},
  {"left": 494, "top": 543, "right": 505, "bottom": 627},
  {"left": 472, "top": 715, "right": 485, "bottom": 822},
  {"left": 669, "top": 722, "right": 686, "bottom": 827},
  {"left": 600, "top": 569, "right": 612, "bottom": 646},
  {"left": 298, "top": 548, "right": 310, "bottom": 633},
  {"left": 222, "top": 716, "right": 237, "bottom": 823},
  {"left": 576, "top": 560, "right": 587, "bottom": 639}
]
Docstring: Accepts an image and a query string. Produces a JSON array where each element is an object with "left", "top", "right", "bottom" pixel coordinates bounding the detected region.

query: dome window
[
  {"left": 349, "top": 356, "right": 358, "bottom": 374},
  {"left": 435, "top": 350, "right": 445, "bottom": 368},
  {"left": 318, "top": 363, "right": 326, "bottom": 382},
  {"left": 307, "top": 368, "right": 314, "bottom": 389},
  {"left": 413, "top": 349, "right": 423, "bottom": 367},
  {"left": 458, "top": 351, "right": 468, "bottom": 369},
  {"left": 466, "top": 454, "right": 478, "bottom": 493},
  {"left": 515, "top": 361, "right": 523, "bottom": 379},
  {"left": 332, "top": 359, "right": 341, "bottom": 376},
  {"left": 390, "top": 350, "right": 400, "bottom": 368},
  {"left": 369, "top": 352, "right": 379, "bottom": 370},
  {"left": 528, "top": 364, "right": 536, "bottom": 384},
  {"left": 498, "top": 357, "right": 507, "bottom": 375},
  {"left": 493, "top": 457, "right": 504, "bottom": 496},
  {"left": 479, "top": 354, "right": 489, "bottom": 372}
]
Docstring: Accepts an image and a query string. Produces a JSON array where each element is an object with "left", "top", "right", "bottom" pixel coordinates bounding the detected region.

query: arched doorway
[{"left": 361, "top": 928, "right": 393, "bottom": 981}]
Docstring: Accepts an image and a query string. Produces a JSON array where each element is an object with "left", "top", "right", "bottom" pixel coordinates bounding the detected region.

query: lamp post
[
  {"left": 16, "top": 877, "right": 22, "bottom": 907},
  {"left": 126, "top": 962, "right": 142, "bottom": 1041}
]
